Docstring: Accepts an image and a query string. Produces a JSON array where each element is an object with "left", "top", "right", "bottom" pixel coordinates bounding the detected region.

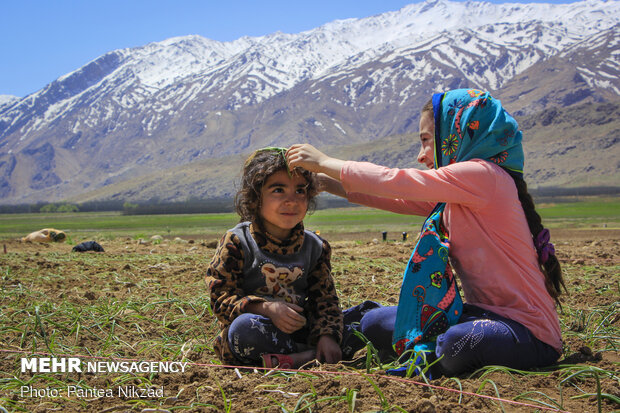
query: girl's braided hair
[
  {"left": 234, "top": 148, "right": 319, "bottom": 223},
  {"left": 421, "top": 99, "right": 566, "bottom": 306},
  {"left": 512, "top": 177, "right": 566, "bottom": 306}
]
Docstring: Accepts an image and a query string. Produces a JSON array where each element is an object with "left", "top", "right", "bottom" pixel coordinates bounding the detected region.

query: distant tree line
[
  {"left": 118, "top": 195, "right": 354, "bottom": 215},
  {"left": 0, "top": 186, "right": 617, "bottom": 214},
  {"left": 39, "top": 203, "right": 79, "bottom": 213},
  {"left": 121, "top": 198, "right": 235, "bottom": 215},
  {"left": 0, "top": 200, "right": 125, "bottom": 214},
  {"left": 529, "top": 186, "right": 620, "bottom": 202}
]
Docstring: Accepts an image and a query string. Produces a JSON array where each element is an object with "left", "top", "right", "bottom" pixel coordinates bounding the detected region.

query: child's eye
[
  {"left": 296, "top": 187, "right": 307, "bottom": 195},
  {"left": 272, "top": 187, "right": 284, "bottom": 193}
]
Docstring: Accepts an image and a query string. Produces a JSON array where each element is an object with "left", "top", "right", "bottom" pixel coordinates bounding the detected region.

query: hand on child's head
[{"left": 285, "top": 144, "right": 327, "bottom": 173}]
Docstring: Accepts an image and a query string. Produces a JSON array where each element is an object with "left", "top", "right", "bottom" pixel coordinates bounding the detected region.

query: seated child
[{"left": 206, "top": 147, "right": 376, "bottom": 368}]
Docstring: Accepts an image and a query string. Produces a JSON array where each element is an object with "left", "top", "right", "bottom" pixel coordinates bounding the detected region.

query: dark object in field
[{"left": 72, "top": 241, "right": 105, "bottom": 252}]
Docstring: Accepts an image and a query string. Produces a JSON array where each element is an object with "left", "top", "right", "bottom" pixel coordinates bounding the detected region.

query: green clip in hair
[{"left": 246, "top": 146, "right": 292, "bottom": 176}]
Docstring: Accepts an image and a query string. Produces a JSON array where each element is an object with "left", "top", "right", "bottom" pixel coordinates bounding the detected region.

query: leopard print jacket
[{"left": 205, "top": 222, "right": 343, "bottom": 365}]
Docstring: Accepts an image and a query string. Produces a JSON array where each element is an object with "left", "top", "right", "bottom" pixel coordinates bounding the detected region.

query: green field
[
  {"left": 0, "top": 197, "right": 617, "bottom": 412},
  {"left": 0, "top": 197, "right": 617, "bottom": 241}
]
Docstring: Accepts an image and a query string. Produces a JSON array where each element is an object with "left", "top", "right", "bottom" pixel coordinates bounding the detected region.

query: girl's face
[
  {"left": 417, "top": 110, "right": 435, "bottom": 169},
  {"left": 259, "top": 169, "right": 309, "bottom": 239}
]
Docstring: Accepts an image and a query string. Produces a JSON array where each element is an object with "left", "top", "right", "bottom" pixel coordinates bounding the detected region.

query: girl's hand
[
  {"left": 262, "top": 301, "right": 307, "bottom": 334},
  {"left": 286, "top": 144, "right": 345, "bottom": 180},
  {"left": 316, "top": 335, "right": 342, "bottom": 364},
  {"left": 286, "top": 144, "right": 328, "bottom": 172}
]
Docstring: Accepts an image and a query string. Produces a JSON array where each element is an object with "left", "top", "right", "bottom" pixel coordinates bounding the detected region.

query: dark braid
[{"left": 512, "top": 176, "right": 567, "bottom": 306}]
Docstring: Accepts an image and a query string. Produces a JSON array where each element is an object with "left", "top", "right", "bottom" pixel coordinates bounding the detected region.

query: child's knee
[
  {"left": 228, "top": 313, "right": 255, "bottom": 335},
  {"left": 360, "top": 307, "right": 396, "bottom": 340},
  {"left": 359, "top": 306, "right": 398, "bottom": 360},
  {"left": 227, "top": 314, "right": 266, "bottom": 357}
]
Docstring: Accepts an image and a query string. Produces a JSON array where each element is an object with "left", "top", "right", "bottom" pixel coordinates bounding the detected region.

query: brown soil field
[{"left": 0, "top": 228, "right": 618, "bottom": 412}]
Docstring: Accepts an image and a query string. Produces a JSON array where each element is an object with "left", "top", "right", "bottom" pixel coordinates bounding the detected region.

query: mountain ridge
[
  {"left": 67, "top": 100, "right": 620, "bottom": 204},
  {"left": 0, "top": 0, "right": 619, "bottom": 204}
]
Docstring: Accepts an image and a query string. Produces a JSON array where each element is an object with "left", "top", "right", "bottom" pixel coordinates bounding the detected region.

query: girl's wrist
[
  {"left": 318, "top": 334, "right": 338, "bottom": 343},
  {"left": 319, "top": 157, "right": 345, "bottom": 181},
  {"left": 246, "top": 301, "right": 269, "bottom": 316}
]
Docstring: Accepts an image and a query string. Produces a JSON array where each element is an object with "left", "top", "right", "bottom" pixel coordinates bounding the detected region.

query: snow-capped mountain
[
  {"left": 0, "top": 0, "right": 618, "bottom": 204},
  {"left": 0, "top": 95, "right": 18, "bottom": 110}
]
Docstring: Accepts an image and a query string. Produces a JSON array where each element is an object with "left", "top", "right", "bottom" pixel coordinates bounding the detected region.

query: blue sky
[{"left": 1, "top": 0, "right": 580, "bottom": 98}]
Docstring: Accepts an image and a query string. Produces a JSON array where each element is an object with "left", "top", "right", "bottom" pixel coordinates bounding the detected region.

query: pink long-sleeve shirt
[{"left": 341, "top": 159, "right": 562, "bottom": 353}]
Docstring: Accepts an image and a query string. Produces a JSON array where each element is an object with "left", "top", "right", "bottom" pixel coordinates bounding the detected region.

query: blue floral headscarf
[{"left": 432, "top": 89, "right": 524, "bottom": 178}]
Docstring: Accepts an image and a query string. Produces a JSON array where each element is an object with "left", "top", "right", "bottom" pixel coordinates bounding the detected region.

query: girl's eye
[
  {"left": 296, "top": 187, "right": 307, "bottom": 195},
  {"left": 273, "top": 187, "right": 284, "bottom": 193}
]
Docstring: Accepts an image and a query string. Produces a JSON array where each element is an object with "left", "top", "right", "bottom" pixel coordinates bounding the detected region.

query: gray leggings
[{"left": 227, "top": 300, "right": 381, "bottom": 365}]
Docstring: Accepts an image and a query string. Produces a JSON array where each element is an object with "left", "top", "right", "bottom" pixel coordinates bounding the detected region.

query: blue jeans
[
  {"left": 359, "top": 304, "right": 561, "bottom": 376},
  {"left": 227, "top": 300, "right": 381, "bottom": 365}
]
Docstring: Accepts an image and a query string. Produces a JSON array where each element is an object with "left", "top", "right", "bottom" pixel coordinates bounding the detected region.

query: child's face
[
  {"left": 259, "top": 169, "right": 309, "bottom": 239},
  {"left": 417, "top": 110, "right": 435, "bottom": 169}
]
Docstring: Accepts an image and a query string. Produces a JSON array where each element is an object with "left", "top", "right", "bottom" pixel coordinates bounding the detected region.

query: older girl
[{"left": 286, "top": 89, "right": 565, "bottom": 376}]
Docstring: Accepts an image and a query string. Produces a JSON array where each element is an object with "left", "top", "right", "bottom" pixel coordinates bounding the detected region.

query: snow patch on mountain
[{"left": 0, "top": 95, "right": 18, "bottom": 105}]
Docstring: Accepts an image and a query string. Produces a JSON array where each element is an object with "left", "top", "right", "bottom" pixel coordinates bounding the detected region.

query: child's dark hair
[
  {"left": 235, "top": 148, "right": 319, "bottom": 223},
  {"left": 421, "top": 99, "right": 566, "bottom": 306}
]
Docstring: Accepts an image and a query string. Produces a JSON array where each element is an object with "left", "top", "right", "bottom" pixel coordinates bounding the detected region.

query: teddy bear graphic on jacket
[{"left": 257, "top": 263, "right": 303, "bottom": 303}]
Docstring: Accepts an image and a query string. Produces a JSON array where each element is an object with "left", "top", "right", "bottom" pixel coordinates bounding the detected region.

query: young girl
[
  {"left": 286, "top": 89, "right": 565, "bottom": 376},
  {"left": 206, "top": 148, "right": 374, "bottom": 368}
]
